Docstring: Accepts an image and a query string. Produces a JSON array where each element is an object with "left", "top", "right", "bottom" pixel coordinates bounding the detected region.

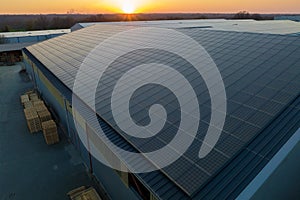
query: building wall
[
  {"left": 22, "top": 51, "right": 139, "bottom": 200},
  {"left": 237, "top": 129, "right": 300, "bottom": 200},
  {"left": 4, "top": 33, "right": 65, "bottom": 44},
  {"left": 274, "top": 15, "right": 300, "bottom": 22},
  {"left": 252, "top": 142, "right": 300, "bottom": 199}
]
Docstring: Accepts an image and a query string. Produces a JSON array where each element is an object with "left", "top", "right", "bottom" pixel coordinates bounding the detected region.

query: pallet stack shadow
[{"left": 21, "top": 91, "right": 59, "bottom": 145}]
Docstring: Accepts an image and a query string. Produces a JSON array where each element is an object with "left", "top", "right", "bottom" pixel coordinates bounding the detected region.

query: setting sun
[
  {"left": 122, "top": 2, "right": 135, "bottom": 14},
  {"left": 1, "top": 0, "right": 300, "bottom": 14},
  {"left": 100, "top": 0, "right": 141, "bottom": 14}
]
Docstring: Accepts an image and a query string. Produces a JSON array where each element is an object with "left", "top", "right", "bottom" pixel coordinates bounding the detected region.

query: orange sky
[{"left": 1, "top": 0, "right": 299, "bottom": 14}]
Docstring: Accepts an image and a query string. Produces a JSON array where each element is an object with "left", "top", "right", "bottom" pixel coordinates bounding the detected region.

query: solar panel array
[
  {"left": 27, "top": 24, "right": 300, "bottom": 196},
  {"left": 74, "top": 19, "right": 300, "bottom": 35}
]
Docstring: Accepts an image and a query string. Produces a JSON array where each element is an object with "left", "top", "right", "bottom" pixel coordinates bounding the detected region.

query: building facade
[{"left": 23, "top": 21, "right": 300, "bottom": 200}]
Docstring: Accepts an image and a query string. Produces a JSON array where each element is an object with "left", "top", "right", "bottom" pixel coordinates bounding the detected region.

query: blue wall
[
  {"left": 6, "top": 33, "right": 65, "bottom": 44},
  {"left": 23, "top": 50, "right": 138, "bottom": 200}
]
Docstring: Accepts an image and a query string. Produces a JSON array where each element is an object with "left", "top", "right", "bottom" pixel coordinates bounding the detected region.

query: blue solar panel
[{"left": 26, "top": 24, "right": 300, "bottom": 197}]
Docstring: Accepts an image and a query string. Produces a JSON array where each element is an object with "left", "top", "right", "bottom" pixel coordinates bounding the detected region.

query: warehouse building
[
  {"left": 0, "top": 29, "right": 69, "bottom": 65},
  {"left": 275, "top": 15, "right": 300, "bottom": 22},
  {"left": 23, "top": 21, "right": 300, "bottom": 199},
  {"left": 1, "top": 29, "right": 70, "bottom": 44},
  {"left": 71, "top": 19, "right": 300, "bottom": 35}
]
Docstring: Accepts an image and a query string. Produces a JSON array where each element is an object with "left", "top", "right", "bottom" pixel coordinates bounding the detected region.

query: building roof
[
  {"left": 71, "top": 19, "right": 300, "bottom": 35},
  {"left": 24, "top": 23, "right": 300, "bottom": 199},
  {"left": 0, "top": 29, "right": 70, "bottom": 52},
  {"left": 70, "top": 19, "right": 229, "bottom": 31},
  {"left": 0, "top": 29, "right": 70, "bottom": 38},
  {"left": 0, "top": 29, "right": 70, "bottom": 46}
]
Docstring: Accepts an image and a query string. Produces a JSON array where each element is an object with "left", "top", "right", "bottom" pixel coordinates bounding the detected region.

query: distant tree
[
  {"left": 84, "top": 14, "right": 104, "bottom": 22},
  {"left": 233, "top": 11, "right": 265, "bottom": 20},
  {"left": 197, "top": 15, "right": 208, "bottom": 19},
  {"left": 25, "top": 20, "right": 35, "bottom": 31},
  {"left": 50, "top": 17, "right": 65, "bottom": 29},
  {"left": 67, "top": 9, "right": 76, "bottom": 14},
  {"left": 0, "top": 35, "right": 7, "bottom": 44},
  {"left": 34, "top": 15, "right": 49, "bottom": 30},
  {"left": 2, "top": 25, "right": 10, "bottom": 32},
  {"left": 64, "top": 16, "right": 76, "bottom": 28},
  {"left": 252, "top": 14, "right": 263, "bottom": 20},
  {"left": 234, "top": 11, "right": 251, "bottom": 19},
  {"left": 50, "top": 16, "right": 75, "bottom": 29}
]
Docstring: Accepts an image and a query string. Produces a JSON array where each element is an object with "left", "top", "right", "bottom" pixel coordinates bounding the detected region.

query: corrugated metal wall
[
  {"left": 22, "top": 50, "right": 138, "bottom": 200},
  {"left": 6, "top": 34, "right": 65, "bottom": 44}
]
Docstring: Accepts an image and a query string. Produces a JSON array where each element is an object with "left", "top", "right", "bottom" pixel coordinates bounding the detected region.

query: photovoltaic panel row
[{"left": 26, "top": 24, "right": 300, "bottom": 196}]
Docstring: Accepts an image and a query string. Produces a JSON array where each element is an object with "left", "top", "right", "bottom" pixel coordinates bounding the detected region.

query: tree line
[{"left": 0, "top": 12, "right": 274, "bottom": 33}]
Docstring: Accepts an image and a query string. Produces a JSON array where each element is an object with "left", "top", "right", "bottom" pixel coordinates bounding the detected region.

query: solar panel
[{"left": 26, "top": 24, "right": 300, "bottom": 197}]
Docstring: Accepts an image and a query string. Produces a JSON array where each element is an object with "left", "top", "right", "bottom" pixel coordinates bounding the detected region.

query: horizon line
[{"left": 0, "top": 12, "right": 300, "bottom": 15}]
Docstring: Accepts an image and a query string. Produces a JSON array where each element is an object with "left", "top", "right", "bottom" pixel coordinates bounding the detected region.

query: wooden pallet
[
  {"left": 34, "top": 104, "right": 48, "bottom": 112},
  {"left": 68, "top": 187, "right": 101, "bottom": 200},
  {"left": 43, "top": 132, "right": 59, "bottom": 145},
  {"left": 23, "top": 101, "right": 34, "bottom": 109},
  {"left": 20, "top": 94, "right": 30, "bottom": 106},
  {"left": 24, "top": 108, "right": 42, "bottom": 133},
  {"left": 33, "top": 100, "right": 45, "bottom": 107},
  {"left": 38, "top": 109, "right": 52, "bottom": 123},
  {"left": 42, "top": 120, "right": 59, "bottom": 145},
  {"left": 25, "top": 90, "right": 35, "bottom": 96},
  {"left": 29, "top": 93, "right": 39, "bottom": 101},
  {"left": 24, "top": 107, "right": 36, "bottom": 114}
]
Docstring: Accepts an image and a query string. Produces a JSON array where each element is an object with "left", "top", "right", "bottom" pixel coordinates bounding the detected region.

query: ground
[{"left": 0, "top": 64, "right": 98, "bottom": 200}]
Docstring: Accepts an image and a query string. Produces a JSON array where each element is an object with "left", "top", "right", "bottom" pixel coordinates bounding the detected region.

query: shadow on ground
[{"left": 0, "top": 64, "right": 98, "bottom": 200}]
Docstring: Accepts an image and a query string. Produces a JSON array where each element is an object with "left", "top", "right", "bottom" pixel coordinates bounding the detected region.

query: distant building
[
  {"left": 1, "top": 29, "right": 70, "bottom": 44},
  {"left": 0, "top": 42, "right": 35, "bottom": 65},
  {"left": 71, "top": 19, "right": 300, "bottom": 35},
  {"left": 275, "top": 15, "right": 300, "bottom": 22},
  {"left": 24, "top": 21, "right": 300, "bottom": 200},
  {"left": 0, "top": 29, "right": 69, "bottom": 65}
]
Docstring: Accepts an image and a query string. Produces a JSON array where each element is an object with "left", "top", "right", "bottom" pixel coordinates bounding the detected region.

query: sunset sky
[{"left": 1, "top": 0, "right": 299, "bottom": 14}]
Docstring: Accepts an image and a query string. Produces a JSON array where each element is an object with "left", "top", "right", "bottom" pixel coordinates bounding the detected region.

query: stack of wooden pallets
[
  {"left": 34, "top": 101, "right": 52, "bottom": 123},
  {"left": 29, "top": 93, "right": 39, "bottom": 101},
  {"left": 23, "top": 101, "right": 34, "bottom": 109},
  {"left": 67, "top": 186, "right": 101, "bottom": 200},
  {"left": 21, "top": 91, "right": 53, "bottom": 135},
  {"left": 33, "top": 101, "right": 47, "bottom": 112},
  {"left": 33, "top": 100, "right": 45, "bottom": 107},
  {"left": 24, "top": 108, "right": 42, "bottom": 133},
  {"left": 21, "top": 91, "right": 59, "bottom": 145},
  {"left": 42, "top": 120, "right": 59, "bottom": 145},
  {"left": 38, "top": 109, "right": 52, "bottom": 123},
  {"left": 20, "top": 94, "right": 30, "bottom": 107}
]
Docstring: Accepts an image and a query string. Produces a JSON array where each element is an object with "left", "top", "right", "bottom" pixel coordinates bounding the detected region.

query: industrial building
[
  {"left": 23, "top": 20, "right": 300, "bottom": 199},
  {"left": 0, "top": 29, "right": 69, "bottom": 65},
  {"left": 71, "top": 19, "right": 300, "bottom": 35},
  {"left": 275, "top": 15, "right": 300, "bottom": 22}
]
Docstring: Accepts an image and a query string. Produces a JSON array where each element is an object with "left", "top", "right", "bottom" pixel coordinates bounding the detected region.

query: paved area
[{"left": 0, "top": 64, "right": 97, "bottom": 200}]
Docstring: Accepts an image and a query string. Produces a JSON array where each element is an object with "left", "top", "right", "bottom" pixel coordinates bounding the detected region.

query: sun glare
[{"left": 122, "top": 2, "right": 135, "bottom": 14}]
